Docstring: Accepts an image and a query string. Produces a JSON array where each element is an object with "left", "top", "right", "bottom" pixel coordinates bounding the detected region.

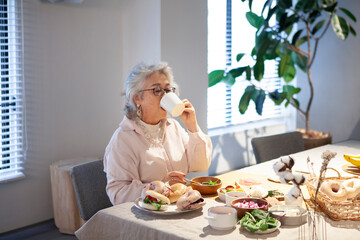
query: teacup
[
  {"left": 225, "top": 191, "right": 248, "bottom": 206},
  {"left": 160, "top": 92, "right": 185, "bottom": 117},
  {"left": 204, "top": 206, "right": 237, "bottom": 230}
]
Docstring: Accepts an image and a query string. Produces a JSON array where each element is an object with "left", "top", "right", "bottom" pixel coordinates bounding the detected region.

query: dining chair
[
  {"left": 70, "top": 159, "right": 112, "bottom": 221},
  {"left": 251, "top": 131, "right": 304, "bottom": 164}
]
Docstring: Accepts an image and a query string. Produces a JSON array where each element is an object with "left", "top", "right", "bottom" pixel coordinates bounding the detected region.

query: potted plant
[{"left": 208, "top": 0, "right": 357, "bottom": 149}]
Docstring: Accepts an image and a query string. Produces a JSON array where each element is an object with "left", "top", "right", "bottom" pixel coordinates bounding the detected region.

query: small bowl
[
  {"left": 269, "top": 205, "right": 308, "bottom": 226},
  {"left": 217, "top": 188, "right": 226, "bottom": 201},
  {"left": 231, "top": 197, "right": 268, "bottom": 219},
  {"left": 190, "top": 176, "right": 222, "bottom": 195},
  {"left": 217, "top": 186, "right": 247, "bottom": 202},
  {"left": 225, "top": 191, "right": 248, "bottom": 206}
]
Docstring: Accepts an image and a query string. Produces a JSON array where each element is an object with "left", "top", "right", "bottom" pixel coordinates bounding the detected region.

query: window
[
  {"left": 207, "top": 0, "right": 287, "bottom": 130},
  {"left": 0, "top": 0, "right": 24, "bottom": 182}
]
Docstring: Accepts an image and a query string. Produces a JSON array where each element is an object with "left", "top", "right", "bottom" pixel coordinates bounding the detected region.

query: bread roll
[
  {"left": 141, "top": 180, "right": 170, "bottom": 199},
  {"left": 320, "top": 180, "right": 348, "bottom": 201},
  {"left": 140, "top": 190, "right": 170, "bottom": 211},
  {"left": 139, "top": 200, "right": 169, "bottom": 211},
  {"left": 169, "top": 183, "right": 187, "bottom": 203},
  {"left": 342, "top": 178, "right": 360, "bottom": 199},
  {"left": 176, "top": 189, "right": 205, "bottom": 210}
]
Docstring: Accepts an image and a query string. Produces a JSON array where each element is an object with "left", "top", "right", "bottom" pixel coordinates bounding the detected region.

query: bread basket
[{"left": 306, "top": 168, "right": 360, "bottom": 221}]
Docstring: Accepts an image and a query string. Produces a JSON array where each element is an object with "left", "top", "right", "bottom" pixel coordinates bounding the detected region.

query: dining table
[{"left": 75, "top": 140, "right": 360, "bottom": 240}]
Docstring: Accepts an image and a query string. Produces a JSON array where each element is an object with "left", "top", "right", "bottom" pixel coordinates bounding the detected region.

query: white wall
[
  {"left": 121, "top": 0, "right": 161, "bottom": 74},
  {"left": 0, "top": 0, "right": 124, "bottom": 233},
  {"left": 160, "top": 0, "right": 208, "bottom": 131},
  {"left": 0, "top": 0, "right": 208, "bottom": 233}
]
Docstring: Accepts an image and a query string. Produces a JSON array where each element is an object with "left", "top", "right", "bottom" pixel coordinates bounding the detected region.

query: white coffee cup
[
  {"left": 160, "top": 92, "right": 185, "bottom": 117},
  {"left": 204, "top": 206, "right": 237, "bottom": 231},
  {"left": 225, "top": 191, "right": 248, "bottom": 207}
]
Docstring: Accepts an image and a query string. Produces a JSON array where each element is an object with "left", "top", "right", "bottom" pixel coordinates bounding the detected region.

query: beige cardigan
[{"left": 103, "top": 116, "right": 212, "bottom": 205}]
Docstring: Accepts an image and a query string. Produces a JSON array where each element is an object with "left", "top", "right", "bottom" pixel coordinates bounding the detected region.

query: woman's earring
[{"left": 136, "top": 104, "right": 142, "bottom": 119}]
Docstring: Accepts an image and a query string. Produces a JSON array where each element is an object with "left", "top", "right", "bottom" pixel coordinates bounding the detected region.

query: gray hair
[{"left": 124, "top": 62, "right": 178, "bottom": 120}]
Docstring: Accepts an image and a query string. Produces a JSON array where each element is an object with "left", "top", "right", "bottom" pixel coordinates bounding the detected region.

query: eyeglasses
[{"left": 139, "top": 86, "right": 176, "bottom": 96}]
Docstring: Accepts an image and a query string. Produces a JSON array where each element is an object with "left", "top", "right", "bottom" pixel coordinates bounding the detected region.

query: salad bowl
[
  {"left": 190, "top": 176, "right": 222, "bottom": 195},
  {"left": 231, "top": 197, "right": 268, "bottom": 219}
]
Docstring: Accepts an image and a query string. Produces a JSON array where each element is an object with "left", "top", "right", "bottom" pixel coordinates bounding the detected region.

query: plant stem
[
  {"left": 305, "top": 14, "right": 333, "bottom": 133},
  {"left": 310, "top": 13, "right": 333, "bottom": 69},
  {"left": 306, "top": 68, "right": 313, "bottom": 134},
  {"left": 305, "top": 20, "right": 313, "bottom": 134}
]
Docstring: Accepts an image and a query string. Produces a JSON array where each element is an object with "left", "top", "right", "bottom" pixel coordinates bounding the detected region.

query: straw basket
[{"left": 306, "top": 168, "right": 360, "bottom": 221}]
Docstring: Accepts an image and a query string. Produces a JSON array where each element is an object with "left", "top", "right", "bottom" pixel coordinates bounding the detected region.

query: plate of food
[
  {"left": 240, "top": 209, "right": 281, "bottom": 234},
  {"left": 134, "top": 198, "right": 203, "bottom": 215},
  {"left": 134, "top": 181, "right": 206, "bottom": 215},
  {"left": 244, "top": 220, "right": 281, "bottom": 234}
]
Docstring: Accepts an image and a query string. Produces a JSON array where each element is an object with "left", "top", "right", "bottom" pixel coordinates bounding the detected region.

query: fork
[{"left": 184, "top": 178, "right": 202, "bottom": 185}]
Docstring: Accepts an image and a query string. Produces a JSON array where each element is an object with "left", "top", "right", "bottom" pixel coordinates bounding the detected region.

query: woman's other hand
[
  {"left": 163, "top": 171, "right": 186, "bottom": 186},
  {"left": 179, "top": 99, "right": 199, "bottom": 133}
]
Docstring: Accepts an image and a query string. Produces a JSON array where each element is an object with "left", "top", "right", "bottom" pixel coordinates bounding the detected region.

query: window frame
[
  {"left": 0, "top": 0, "right": 25, "bottom": 183},
  {"left": 207, "top": 0, "right": 295, "bottom": 133}
]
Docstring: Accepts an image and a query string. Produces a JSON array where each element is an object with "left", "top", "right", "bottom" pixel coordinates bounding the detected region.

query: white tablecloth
[
  {"left": 240, "top": 140, "right": 360, "bottom": 177},
  {"left": 75, "top": 140, "right": 360, "bottom": 240}
]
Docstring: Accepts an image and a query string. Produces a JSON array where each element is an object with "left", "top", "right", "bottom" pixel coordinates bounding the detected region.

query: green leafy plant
[
  {"left": 239, "top": 209, "right": 279, "bottom": 232},
  {"left": 208, "top": 0, "right": 356, "bottom": 136}
]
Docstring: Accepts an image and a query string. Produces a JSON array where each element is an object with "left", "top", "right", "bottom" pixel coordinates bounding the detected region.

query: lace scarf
[{"left": 135, "top": 118, "right": 164, "bottom": 145}]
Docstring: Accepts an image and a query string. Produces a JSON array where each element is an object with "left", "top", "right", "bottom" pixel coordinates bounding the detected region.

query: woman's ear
[{"left": 133, "top": 93, "right": 141, "bottom": 105}]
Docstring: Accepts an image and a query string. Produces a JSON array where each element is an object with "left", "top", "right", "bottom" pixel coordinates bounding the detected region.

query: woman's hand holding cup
[
  {"left": 160, "top": 92, "right": 199, "bottom": 133},
  {"left": 179, "top": 99, "right": 199, "bottom": 133}
]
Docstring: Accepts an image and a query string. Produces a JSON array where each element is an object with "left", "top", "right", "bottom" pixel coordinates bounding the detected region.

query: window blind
[
  {"left": 208, "top": 0, "right": 284, "bottom": 129},
  {"left": 0, "top": 0, "right": 24, "bottom": 182}
]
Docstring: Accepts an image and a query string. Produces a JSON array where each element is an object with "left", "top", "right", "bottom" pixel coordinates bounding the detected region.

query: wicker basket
[{"left": 306, "top": 168, "right": 360, "bottom": 221}]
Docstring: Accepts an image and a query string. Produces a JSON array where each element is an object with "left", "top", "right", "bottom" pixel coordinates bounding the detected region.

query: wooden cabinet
[{"left": 50, "top": 157, "right": 98, "bottom": 234}]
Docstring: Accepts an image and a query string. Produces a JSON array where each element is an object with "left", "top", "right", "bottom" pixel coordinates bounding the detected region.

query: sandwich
[
  {"left": 141, "top": 180, "right": 170, "bottom": 199},
  {"left": 168, "top": 183, "right": 187, "bottom": 203},
  {"left": 176, "top": 189, "right": 206, "bottom": 210},
  {"left": 139, "top": 190, "right": 170, "bottom": 211}
]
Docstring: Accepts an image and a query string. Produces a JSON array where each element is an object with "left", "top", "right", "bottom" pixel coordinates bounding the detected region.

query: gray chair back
[
  {"left": 70, "top": 159, "right": 112, "bottom": 221},
  {"left": 251, "top": 131, "right": 304, "bottom": 164}
]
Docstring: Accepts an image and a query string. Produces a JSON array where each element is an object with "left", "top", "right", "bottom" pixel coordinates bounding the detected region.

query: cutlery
[{"left": 184, "top": 178, "right": 202, "bottom": 185}]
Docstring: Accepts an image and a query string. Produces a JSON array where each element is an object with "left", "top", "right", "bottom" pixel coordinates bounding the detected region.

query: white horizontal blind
[
  {"left": 0, "top": 0, "right": 24, "bottom": 182},
  {"left": 208, "top": 0, "right": 284, "bottom": 129}
]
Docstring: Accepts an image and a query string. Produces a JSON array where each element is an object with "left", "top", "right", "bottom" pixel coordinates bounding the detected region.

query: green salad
[
  {"left": 143, "top": 196, "right": 165, "bottom": 210},
  {"left": 239, "top": 209, "right": 279, "bottom": 233},
  {"left": 204, "top": 180, "right": 218, "bottom": 185},
  {"left": 267, "top": 190, "right": 284, "bottom": 197}
]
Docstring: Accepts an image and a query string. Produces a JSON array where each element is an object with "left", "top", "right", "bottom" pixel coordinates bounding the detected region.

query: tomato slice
[
  {"left": 225, "top": 185, "right": 235, "bottom": 190},
  {"left": 146, "top": 195, "right": 158, "bottom": 202}
]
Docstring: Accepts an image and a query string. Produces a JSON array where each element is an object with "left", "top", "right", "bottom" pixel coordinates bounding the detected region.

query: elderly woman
[{"left": 104, "top": 62, "right": 212, "bottom": 205}]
